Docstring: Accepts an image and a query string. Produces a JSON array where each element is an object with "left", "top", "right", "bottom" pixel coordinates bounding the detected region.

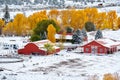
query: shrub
[
  {"left": 30, "top": 34, "right": 40, "bottom": 41},
  {"left": 103, "top": 73, "right": 115, "bottom": 80},
  {"left": 44, "top": 43, "right": 55, "bottom": 55},
  {"left": 65, "top": 27, "right": 73, "bottom": 33},
  {"left": 85, "top": 22, "right": 96, "bottom": 32}
]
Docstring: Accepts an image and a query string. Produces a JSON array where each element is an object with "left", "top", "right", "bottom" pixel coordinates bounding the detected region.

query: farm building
[
  {"left": 18, "top": 40, "right": 60, "bottom": 55},
  {"left": 55, "top": 33, "right": 72, "bottom": 42},
  {"left": 82, "top": 38, "right": 120, "bottom": 54}
]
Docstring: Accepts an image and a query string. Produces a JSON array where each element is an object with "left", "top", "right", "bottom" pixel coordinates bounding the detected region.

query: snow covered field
[{"left": 0, "top": 30, "right": 120, "bottom": 80}]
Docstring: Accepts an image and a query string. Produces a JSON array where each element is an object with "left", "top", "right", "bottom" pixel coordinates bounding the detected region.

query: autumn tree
[
  {"left": 96, "top": 12, "right": 107, "bottom": 29},
  {"left": 28, "top": 10, "right": 48, "bottom": 30},
  {"left": 0, "top": 19, "right": 5, "bottom": 35},
  {"left": 71, "top": 10, "right": 87, "bottom": 30},
  {"left": 48, "top": 9, "right": 59, "bottom": 21},
  {"left": 117, "top": 17, "right": 120, "bottom": 29},
  {"left": 13, "top": 13, "right": 28, "bottom": 36},
  {"left": 60, "top": 9, "right": 75, "bottom": 27},
  {"left": 84, "top": 8, "right": 98, "bottom": 24},
  {"left": 47, "top": 24, "right": 56, "bottom": 43},
  {"left": 107, "top": 10, "right": 117, "bottom": 30},
  {"left": 2, "top": 22, "right": 13, "bottom": 35}
]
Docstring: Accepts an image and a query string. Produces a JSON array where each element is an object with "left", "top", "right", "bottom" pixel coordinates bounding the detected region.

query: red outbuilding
[
  {"left": 18, "top": 40, "right": 60, "bottom": 55},
  {"left": 82, "top": 38, "right": 120, "bottom": 54}
]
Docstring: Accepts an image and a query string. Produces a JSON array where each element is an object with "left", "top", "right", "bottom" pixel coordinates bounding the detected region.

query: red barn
[
  {"left": 82, "top": 38, "right": 120, "bottom": 54},
  {"left": 18, "top": 40, "right": 60, "bottom": 55}
]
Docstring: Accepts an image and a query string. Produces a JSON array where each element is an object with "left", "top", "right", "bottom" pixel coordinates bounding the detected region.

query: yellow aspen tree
[
  {"left": 96, "top": 12, "right": 107, "bottom": 29},
  {"left": 71, "top": 10, "right": 87, "bottom": 30},
  {"left": 60, "top": 10, "right": 74, "bottom": 27},
  {"left": 84, "top": 8, "right": 98, "bottom": 24},
  {"left": 13, "top": 13, "right": 28, "bottom": 35},
  {"left": 117, "top": 17, "right": 120, "bottom": 29},
  {"left": 2, "top": 22, "right": 14, "bottom": 35},
  {"left": 107, "top": 10, "right": 117, "bottom": 30},
  {"left": 28, "top": 10, "right": 48, "bottom": 30},
  {"left": 0, "top": 19, "right": 5, "bottom": 34},
  {"left": 47, "top": 24, "right": 56, "bottom": 43},
  {"left": 48, "top": 9, "right": 59, "bottom": 21}
]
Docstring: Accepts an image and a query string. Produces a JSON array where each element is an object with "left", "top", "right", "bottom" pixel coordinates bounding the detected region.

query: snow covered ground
[{"left": 0, "top": 30, "right": 120, "bottom": 80}]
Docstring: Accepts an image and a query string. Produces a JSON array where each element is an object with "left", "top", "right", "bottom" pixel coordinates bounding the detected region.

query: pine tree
[
  {"left": 82, "top": 28, "right": 87, "bottom": 37},
  {"left": 82, "top": 28, "right": 87, "bottom": 41},
  {"left": 95, "top": 29, "right": 103, "bottom": 40},
  {"left": 72, "top": 29, "right": 83, "bottom": 44},
  {"left": 4, "top": 5, "right": 10, "bottom": 24}
]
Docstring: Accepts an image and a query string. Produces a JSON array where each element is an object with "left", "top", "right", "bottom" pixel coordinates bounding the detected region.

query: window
[
  {"left": 100, "top": 49, "right": 103, "bottom": 53},
  {"left": 86, "top": 48, "right": 89, "bottom": 52}
]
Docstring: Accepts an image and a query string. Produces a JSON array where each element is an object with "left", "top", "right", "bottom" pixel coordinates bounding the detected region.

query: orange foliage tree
[
  {"left": 107, "top": 10, "right": 118, "bottom": 30},
  {"left": 47, "top": 24, "right": 56, "bottom": 43},
  {"left": 13, "top": 13, "right": 28, "bottom": 35},
  {"left": 48, "top": 9, "right": 59, "bottom": 21},
  {"left": 0, "top": 18, "right": 5, "bottom": 34},
  {"left": 2, "top": 22, "right": 14, "bottom": 35},
  {"left": 117, "top": 17, "right": 120, "bottom": 29},
  {"left": 71, "top": 10, "right": 87, "bottom": 30},
  {"left": 28, "top": 10, "right": 48, "bottom": 30}
]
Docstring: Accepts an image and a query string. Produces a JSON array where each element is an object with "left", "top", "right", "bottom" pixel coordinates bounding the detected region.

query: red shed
[
  {"left": 82, "top": 38, "right": 120, "bottom": 54},
  {"left": 18, "top": 40, "right": 60, "bottom": 55}
]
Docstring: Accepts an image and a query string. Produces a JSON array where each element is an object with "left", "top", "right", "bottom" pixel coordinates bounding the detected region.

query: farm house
[
  {"left": 82, "top": 38, "right": 120, "bottom": 54},
  {"left": 18, "top": 40, "right": 60, "bottom": 55}
]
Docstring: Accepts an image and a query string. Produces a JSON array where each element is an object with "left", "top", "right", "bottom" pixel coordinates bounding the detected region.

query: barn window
[
  {"left": 100, "top": 49, "right": 103, "bottom": 53},
  {"left": 86, "top": 48, "right": 89, "bottom": 52}
]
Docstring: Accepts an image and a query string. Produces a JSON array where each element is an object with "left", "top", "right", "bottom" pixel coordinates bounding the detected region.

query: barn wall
[{"left": 83, "top": 41, "right": 108, "bottom": 54}]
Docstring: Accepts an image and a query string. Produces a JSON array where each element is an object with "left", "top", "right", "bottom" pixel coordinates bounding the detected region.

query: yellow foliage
[
  {"left": 117, "top": 17, "right": 120, "bottom": 29},
  {"left": 28, "top": 10, "right": 48, "bottom": 30},
  {"left": 96, "top": 12, "right": 107, "bottom": 29},
  {"left": 0, "top": 19, "right": 5, "bottom": 28},
  {"left": 2, "top": 22, "right": 14, "bottom": 35},
  {"left": 103, "top": 73, "right": 116, "bottom": 80},
  {"left": 13, "top": 13, "right": 28, "bottom": 35},
  {"left": 107, "top": 10, "right": 118, "bottom": 30},
  {"left": 47, "top": 24, "right": 56, "bottom": 43},
  {"left": 48, "top": 9, "right": 59, "bottom": 21},
  {"left": 71, "top": 10, "right": 87, "bottom": 30},
  {"left": 84, "top": 8, "right": 98, "bottom": 23}
]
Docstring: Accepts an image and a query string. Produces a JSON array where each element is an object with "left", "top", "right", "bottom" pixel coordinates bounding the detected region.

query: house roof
[
  {"left": 30, "top": 40, "right": 60, "bottom": 50},
  {"left": 96, "top": 38, "right": 120, "bottom": 47},
  {"left": 83, "top": 38, "right": 120, "bottom": 48},
  {"left": 55, "top": 34, "right": 72, "bottom": 40}
]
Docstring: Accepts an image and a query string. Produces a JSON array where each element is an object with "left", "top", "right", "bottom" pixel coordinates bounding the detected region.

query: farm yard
[
  {"left": 0, "top": 30, "right": 120, "bottom": 80},
  {"left": 0, "top": 0, "right": 120, "bottom": 80}
]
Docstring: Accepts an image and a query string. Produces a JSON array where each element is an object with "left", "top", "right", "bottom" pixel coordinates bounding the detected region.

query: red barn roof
[{"left": 18, "top": 40, "right": 60, "bottom": 55}]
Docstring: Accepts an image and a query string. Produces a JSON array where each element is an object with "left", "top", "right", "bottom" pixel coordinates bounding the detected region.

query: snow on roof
[
  {"left": 55, "top": 34, "right": 72, "bottom": 40},
  {"left": 95, "top": 38, "right": 120, "bottom": 48},
  {"left": 32, "top": 40, "right": 60, "bottom": 49},
  {"left": 32, "top": 39, "right": 51, "bottom": 47}
]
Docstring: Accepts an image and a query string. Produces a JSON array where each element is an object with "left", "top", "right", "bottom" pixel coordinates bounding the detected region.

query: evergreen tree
[
  {"left": 82, "top": 28, "right": 87, "bottom": 41},
  {"left": 72, "top": 29, "right": 83, "bottom": 44},
  {"left": 82, "top": 28, "right": 87, "bottom": 37},
  {"left": 4, "top": 5, "right": 10, "bottom": 24},
  {"left": 95, "top": 29, "right": 103, "bottom": 40}
]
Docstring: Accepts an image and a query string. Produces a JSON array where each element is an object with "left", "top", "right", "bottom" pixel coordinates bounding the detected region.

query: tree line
[{"left": 0, "top": 8, "right": 120, "bottom": 36}]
